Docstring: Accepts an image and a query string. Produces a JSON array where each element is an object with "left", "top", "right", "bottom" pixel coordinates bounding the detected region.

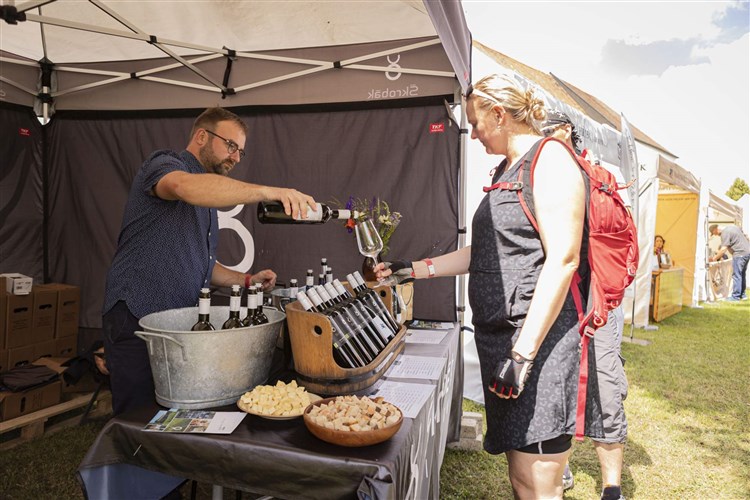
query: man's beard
[{"left": 199, "top": 143, "right": 234, "bottom": 177}]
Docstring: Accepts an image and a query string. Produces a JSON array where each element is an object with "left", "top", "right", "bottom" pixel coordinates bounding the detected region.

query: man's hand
[
  {"left": 270, "top": 188, "right": 317, "bottom": 220},
  {"left": 489, "top": 353, "right": 533, "bottom": 399},
  {"left": 251, "top": 269, "right": 277, "bottom": 291}
]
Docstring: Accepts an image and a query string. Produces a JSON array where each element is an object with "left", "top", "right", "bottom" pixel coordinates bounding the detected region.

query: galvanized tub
[{"left": 135, "top": 305, "right": 284, "bottom": 409}]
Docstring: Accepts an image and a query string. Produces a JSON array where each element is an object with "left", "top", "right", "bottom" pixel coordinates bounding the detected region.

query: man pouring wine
[{"left": 101, "top": 107, "right": 317, "bottom": 416}]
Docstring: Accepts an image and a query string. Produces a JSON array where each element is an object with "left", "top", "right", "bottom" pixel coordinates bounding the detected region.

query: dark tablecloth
[{"left": 78, "top": 324, "right": 463, "bottom": 500}]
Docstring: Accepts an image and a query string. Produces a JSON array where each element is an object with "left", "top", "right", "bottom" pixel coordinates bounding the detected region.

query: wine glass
[{"left": 355, "top": 218, "right": 383, "bottom": 281}]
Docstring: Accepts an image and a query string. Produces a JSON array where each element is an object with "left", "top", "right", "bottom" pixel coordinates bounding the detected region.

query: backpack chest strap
[{"left": 482, "top": 181, "right": 523, "bottom": 192}]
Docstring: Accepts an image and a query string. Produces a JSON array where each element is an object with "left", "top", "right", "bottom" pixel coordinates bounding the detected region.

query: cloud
[
  {"left": 599, "top": 38, "right": 710, "bottom": 77},
  {"left": 713, "top": 1, "right": 750, "bottom": 43}
]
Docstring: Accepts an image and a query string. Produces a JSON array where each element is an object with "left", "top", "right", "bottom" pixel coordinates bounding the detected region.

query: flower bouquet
[{"left": 340, "top": 196, "right": 402, "bottom": 256}]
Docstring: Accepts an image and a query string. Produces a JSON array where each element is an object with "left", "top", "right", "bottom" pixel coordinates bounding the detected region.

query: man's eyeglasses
[{"left": 205, "top": 129, "right": 246, "bottom": 159}]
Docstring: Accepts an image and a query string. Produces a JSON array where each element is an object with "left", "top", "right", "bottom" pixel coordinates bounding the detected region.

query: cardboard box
[
  {"left": 32, "top": 286, "right": 58, "bottom": 343},
  {"left": 54, "top": 335, "right": 78, "bottom": 358},
  {"left": 5, "top": 293, "right": 33, "bottom": 349},
  {"left": 47, "top": 284, "right": 80, "bottom": 338},
  {"left": 7, "top": 345, "right": 35, "bottom": 369},
  {"left": 33, "top": 340, "right": 57, "bottom": 360},
  {"left": 0, "top": 380, "right": 61, "bottom": 422},
  {"left": 0, "top": 274, "right": 33, "bottom": 295}
]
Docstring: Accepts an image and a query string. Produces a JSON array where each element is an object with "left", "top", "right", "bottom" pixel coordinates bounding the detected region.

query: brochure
[{"left": 144, "top": 409, "right": 246, "bottom": 434}]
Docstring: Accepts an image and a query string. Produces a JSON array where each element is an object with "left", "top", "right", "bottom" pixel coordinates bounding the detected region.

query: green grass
[
  {"left": 1, "top": 300, "right": 748, "bottom": 499},
  {"left": 441, "top": 299, "right": 750, "bottom": 499}
]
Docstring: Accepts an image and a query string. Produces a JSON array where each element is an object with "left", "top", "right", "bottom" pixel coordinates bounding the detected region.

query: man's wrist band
[
  {"left": 244, "top": 274, "right": 252, "bottom": 289},
  {"left": 423, "top": 258, "right": 436, "bottom": 278}
]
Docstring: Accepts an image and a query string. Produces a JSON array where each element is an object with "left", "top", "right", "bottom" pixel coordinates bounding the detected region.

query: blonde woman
[{"left": 376, "top": 74, "right": 603, "bottom": 499}]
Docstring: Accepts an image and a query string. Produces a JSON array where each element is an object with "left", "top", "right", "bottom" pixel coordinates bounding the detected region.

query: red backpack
[{"left": 486, "top": 137, "right": 639, "bottom": 440}]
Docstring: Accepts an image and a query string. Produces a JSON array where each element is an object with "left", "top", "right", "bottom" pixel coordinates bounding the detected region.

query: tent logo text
[
  {"left": 430, "top": 123, "right": 445, "bottom": 134},
  {"left": 367, "top": 84, "right": 419, "bottom": 100},
  {"left": 386, "top": 55, "right": 402, "bottom": 81}
]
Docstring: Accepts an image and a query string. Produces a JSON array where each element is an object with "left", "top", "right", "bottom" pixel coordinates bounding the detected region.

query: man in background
[{"left": 708, "top": 224, "right": 749, "bottom": 301}]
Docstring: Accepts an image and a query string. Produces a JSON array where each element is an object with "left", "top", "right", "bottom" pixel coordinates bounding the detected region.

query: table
[
  {"left": 650, "top": 268, "right": 684, "bottom": 322},
  {"left": 78, "top": 324, "right": 463, "bottom": 500}
]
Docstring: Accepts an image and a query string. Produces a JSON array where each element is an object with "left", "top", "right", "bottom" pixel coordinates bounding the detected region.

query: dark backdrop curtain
[
  {"left": 42, "top": 103, "right": 459, "bottom": 328},
  {"left": 0, "top": 104, "right": 43, "bottom": 281}
]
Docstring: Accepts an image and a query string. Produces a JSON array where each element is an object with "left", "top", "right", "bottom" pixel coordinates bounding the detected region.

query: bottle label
[
  {"left": 230, "top": 295, "right": 241, "bottom": 311},
  {"left": 371, "top": 315, "right": 392, "bottom": 338},
  {"left": 296, "top": 203, "right": 323, "bottom": 221},
  {"left": 337, "top": 209, "right": 352, "bottom": 220},
  {"left": 198, "top": 297, "right": 210, "bottom": 315}
]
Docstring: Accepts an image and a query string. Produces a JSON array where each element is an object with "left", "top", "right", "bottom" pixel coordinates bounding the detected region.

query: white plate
[{"left": 237, "top": 393, "right": 322, "bottom": 420}]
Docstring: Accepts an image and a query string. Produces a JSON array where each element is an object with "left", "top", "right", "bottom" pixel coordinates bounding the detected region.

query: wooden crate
[
  {"left": 285, "top": 285, "right": 406, "bottom": 395},
  {"left": 0, "top": 389, "right": 111, "bottom": 451}
]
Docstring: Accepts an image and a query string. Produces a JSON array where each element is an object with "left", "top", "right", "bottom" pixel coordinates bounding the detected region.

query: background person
[
  {"left": 377, "top": 74, "right": 604, "bottom": 499},
  {"left": 541, "top": 110, "right": 628, "bottom": 500},
  {"left": 101, "top": 107, "right": 317, "bottom": 416},
  {"left": 708, "top": 224, "right": 749, "bottom": 301}
]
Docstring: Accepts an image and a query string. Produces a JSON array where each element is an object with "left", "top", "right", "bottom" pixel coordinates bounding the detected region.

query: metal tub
[{"left": 136, "top": 306, "right": 284, "bottom": 409}]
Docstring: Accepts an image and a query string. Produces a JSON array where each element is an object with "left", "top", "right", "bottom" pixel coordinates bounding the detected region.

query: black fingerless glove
[
  {"left": 489, "top": 354, "right": 533, "bottom": 398},
  {"left": 386, "top": 260, "right": 415, "bottom": 284}
]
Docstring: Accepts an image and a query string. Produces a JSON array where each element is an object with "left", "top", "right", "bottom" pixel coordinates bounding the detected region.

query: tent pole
[{"left": 457, "top": 89, "right": 468, "bottom": 326}]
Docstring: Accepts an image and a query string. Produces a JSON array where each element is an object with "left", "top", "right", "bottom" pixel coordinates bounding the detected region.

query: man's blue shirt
[{"left": 103, "top": 150, "right": 219, "bottom": 318}]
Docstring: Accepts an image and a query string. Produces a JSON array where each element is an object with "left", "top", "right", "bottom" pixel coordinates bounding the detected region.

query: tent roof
[
  {"left": 708, "top": 190, "right": 744, "bottom": 222},
  {"left": 0, "top": 0, "right": 471, "bottom": 110},
  {"left": 657, "top": 155, "right": 700, "bottom": 194},
  {"left": 551, "top": 77, "right": 675, "bottom": 157},
  {"left": 472, "top": 40, "right": 674, "bottom": 157}
]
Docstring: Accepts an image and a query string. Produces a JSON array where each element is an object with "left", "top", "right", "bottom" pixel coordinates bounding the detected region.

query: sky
[{"left": 460, "top": 0, "right": 750, "bottom": 198}]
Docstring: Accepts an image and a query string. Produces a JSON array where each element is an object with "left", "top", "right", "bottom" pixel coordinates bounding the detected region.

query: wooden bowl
[{"left": 303, "top": 396, "right": 403, "bottom": 447}]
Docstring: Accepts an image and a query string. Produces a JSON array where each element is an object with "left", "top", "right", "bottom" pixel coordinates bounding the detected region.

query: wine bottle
[
  {"left": 318, "top": 284, "right": 382, "bottom": 358},
  {"left": 333, "top": 279, "right": 395, "bottom": 344},
  {"left": 324, "top": 282, "right": 386, "bottom": 352},
  {"left": 318, "top": 273, "right": 325, "bottom": 286},
  {"left": 257, "top": 202, "right": 356, "bottom": 224},
  {"left": 242, "top": 286, "right": 258, "bottom": 326},
  {"left": 191, "top": 288, "right": 216, "bottom": 331},
  {"left": 253, "top": 286, "right": 269, "bottom": 325},
  {"left": 289, "top": 278, "right": 299, "bottom": 297},
  {"left": 321, "top": 258, "right": 328, "bottom": 278},
  {"left": 222, "top": 284, "right": 243, "bottom": 329},
  {"left": 325, "top": 266, "right": 333, "bottom": 284},
  {"left": 307, "top": 288, "right": 373, "bottom": 365},
  {"left": 349, "top": 272, "right": 401, "bottom": 332},
  {"left": 296, "top": 292, "right": 361, "bottom": 368},
  {"left": 305, "top": 270, "right": 314, "bottom": 291}
]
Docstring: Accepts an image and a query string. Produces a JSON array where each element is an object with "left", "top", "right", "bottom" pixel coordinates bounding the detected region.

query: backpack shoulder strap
[{"left": 517, "top": 137, "right": 582, "bottom": 232}]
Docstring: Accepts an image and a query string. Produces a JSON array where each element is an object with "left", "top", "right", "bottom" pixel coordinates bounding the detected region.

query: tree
[{"left": 726, "top": 177, "right": 749, "bottom": 201}]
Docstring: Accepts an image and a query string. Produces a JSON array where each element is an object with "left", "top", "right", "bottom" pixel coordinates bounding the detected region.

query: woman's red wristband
[{"left": 244, "top": 274, "right": 252, "bottom": 289}]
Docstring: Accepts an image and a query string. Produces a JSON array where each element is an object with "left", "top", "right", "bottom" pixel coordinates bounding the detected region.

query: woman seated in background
[{"left": 653, "top": 235, "right": 673, "bottom": 268}]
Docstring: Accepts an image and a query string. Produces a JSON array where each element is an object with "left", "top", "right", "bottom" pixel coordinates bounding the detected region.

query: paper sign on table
[
  {"left": 408, "top": 320, "right": 454, "bottom": 330},
  {"left": 371, "top": 381, "right": 434, "bottom": 419},
  {"left": 384, "top": 354, "right": 446, "bottom": 381},
  {"left": 405, "top": 328, "right": 449, "bottom": 345},
  {"left": 144, "top": 409, "right": 246, "bottom": 434}
]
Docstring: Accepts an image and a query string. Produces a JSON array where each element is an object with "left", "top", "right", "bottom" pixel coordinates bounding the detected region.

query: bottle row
[
  {"left": 191, "top": 284, "right": 269, "bottom": 331},
  {"left": 295, "top": 271, "right": 400, "bottom": 369}
]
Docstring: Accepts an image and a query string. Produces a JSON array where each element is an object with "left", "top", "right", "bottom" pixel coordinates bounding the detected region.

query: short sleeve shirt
[
  {"left": 103, "top": 150, "right": 219, "bottom": 318},
  {"left": 720, "top": 225, "right": 750, "bottom": 257}
]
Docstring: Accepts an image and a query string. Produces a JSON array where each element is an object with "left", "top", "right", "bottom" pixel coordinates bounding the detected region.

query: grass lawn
[
  {"left": 441, "top": 299, "right": 750, "bottom": 499},
  {"left": 1, "top": 299, "right": 748, "bottom": 499}
]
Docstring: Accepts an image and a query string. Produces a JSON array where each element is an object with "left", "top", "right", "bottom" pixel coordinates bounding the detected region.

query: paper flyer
[
  {"left": 405, "top": 328, "right": 449, "bottom": 344},
  {"left": 144, "top": 409, "right": 246, "bottom": 434},
  {"left": 384, "top": 354, "right": 446, "bottom": 381},
  {"left": 371, "top": 381, "right": 434, "bottom": 419}
]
